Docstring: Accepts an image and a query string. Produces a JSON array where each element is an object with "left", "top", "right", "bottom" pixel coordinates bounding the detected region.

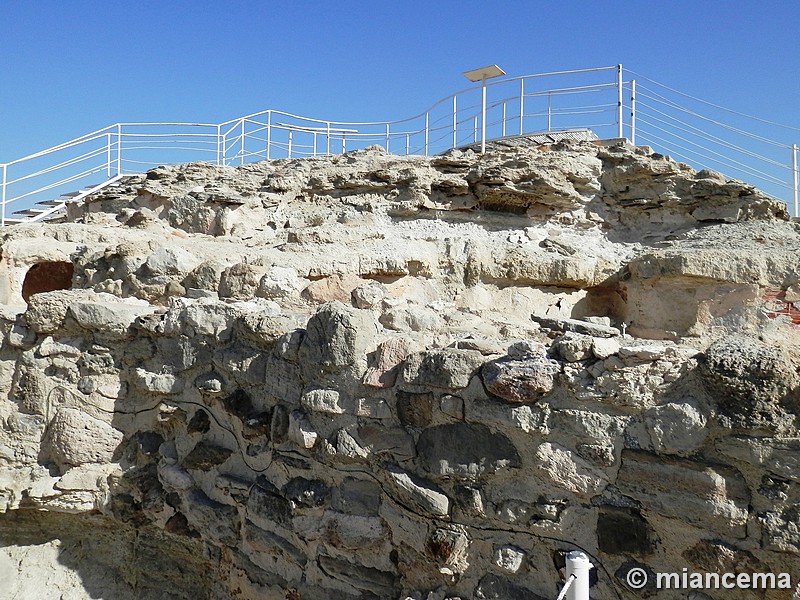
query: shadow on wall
[
  {"left": 21, "top": 262, "right": 74, "bottom": 303},
  {"left": 0, "top": 510, "right": 220, "bottom": 600}
]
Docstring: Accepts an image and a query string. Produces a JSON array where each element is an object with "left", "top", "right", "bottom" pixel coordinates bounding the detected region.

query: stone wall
[{"left": 1, "top": 139, "right": 799, "bottom": 599}]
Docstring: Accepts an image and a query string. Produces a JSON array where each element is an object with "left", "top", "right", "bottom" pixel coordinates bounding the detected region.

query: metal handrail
[{"left": 1, "top": 64, "right": 798, "bottom": 225}]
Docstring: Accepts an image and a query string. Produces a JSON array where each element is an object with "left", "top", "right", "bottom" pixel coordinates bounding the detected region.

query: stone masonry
[{"left": 0, "top": 139, "right": 799, "bottom": 599}]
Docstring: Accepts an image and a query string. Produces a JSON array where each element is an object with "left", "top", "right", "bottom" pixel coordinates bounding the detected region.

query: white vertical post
[
  {"left": 288, "top": 130, "right": 293, "bottom": 158},
  {"left": 266, "top": 111, "right": 272, "bottom": 160},
  {"left": 106, "top": 133, "right": 112, "bottom": 177},
  {"left": 1, "top": 164, "right": 7, "bottom": 227},
  {"left": 313, "top": 132, "right": 318, "bottom": 156},
  {"left": 424, "top": 112, "right": 429, "bottom": 156},
  {"left": 240, "top": 118, "right": 246, "bottom": 165},
  {"left": 386, "top": 123, "right": 390, "bottom": 153},
  {"left": 326, "top": 122, "right": 331, "bottom": 155},
  {"left": 473, "top": 116, "right": 478, "bottom": 143},
  {"left": 405, "top": 133, "right": 409, "bottom": 155},
  {"left": 502, "top": 102, "right": 506, "bottom": 137},
  {"left": 566, "top": 551, "right": 592, "bottom": 600},
  {"left": 116, "top": 124, "right": 122, "bottom": 176},
  {"left": 793, "top": 143, "right": 798, "bottom": 218},
  {"left": 519, "top": 79, "right": 524, "bottom": 135},
  {"left": 547, "top": 93, "right": 552, "bottom": 131},
  {"left": 216, "top": 124, "right": 222, "bottom": 165},
  {"left": 616, "top": 63, "right": 624, "bottom": 139},
  {"left": 453, "top": 96, "right": 457, "bottom": 149},
  {"left": 481, "top": 76, "right": 487, "bottom": 154},
  {"left": 630, "top": 80, "right": 636, "bottom": 145}
]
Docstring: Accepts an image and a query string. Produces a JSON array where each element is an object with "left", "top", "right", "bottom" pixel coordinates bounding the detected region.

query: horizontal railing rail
[{"left": 1, "top": 64, "right": 798, "bottom": 225}]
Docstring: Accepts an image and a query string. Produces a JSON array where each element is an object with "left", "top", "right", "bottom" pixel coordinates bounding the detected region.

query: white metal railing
[
  {"left": 1, "top": 64, "right": 798, "bottom": 225},
  {"left": 628, "top": 70, "right": 800, "bottom": 214}
]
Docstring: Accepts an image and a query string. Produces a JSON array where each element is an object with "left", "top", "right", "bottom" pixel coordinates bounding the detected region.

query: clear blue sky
[{"left": 2, "top": 0, "right": 799, "bottom": 161}]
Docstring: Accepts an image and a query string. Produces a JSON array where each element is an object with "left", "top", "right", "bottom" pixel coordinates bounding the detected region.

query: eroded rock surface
[{"left": 1, "top": 139, "right": 799, "bottom": 599}]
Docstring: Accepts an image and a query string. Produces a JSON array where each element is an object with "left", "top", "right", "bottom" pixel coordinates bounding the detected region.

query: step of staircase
[{"left": 3, "top": 174, "right": 125, "bottom": 225}]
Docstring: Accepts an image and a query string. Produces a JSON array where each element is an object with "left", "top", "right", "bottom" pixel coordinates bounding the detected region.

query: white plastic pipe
[{"left": 565, "top": 551, "right": 592, "bottom": 600}]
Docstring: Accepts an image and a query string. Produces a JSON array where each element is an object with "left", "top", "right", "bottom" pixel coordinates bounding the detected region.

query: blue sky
[{"left": 2, "top": 1, "right": 799, "bottom": 167}]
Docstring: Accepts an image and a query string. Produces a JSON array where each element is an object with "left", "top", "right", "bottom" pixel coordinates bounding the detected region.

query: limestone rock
[
  {"left": 531, "top": 314, "right": 621, "bottom": 337},
  {"left": 533, "top": 442, "right": 608, "bottom": 497},
  {"left": 257, "top": 266, "right": 304, "bottom": 299},
  {"left": 643, "top": 399, "right": 707, "bottom": 455},
  {"left": 552, "top": 332, "right": 594, "bottom": 362},
  {"left": 301, "top": 388, "right": 345, "bottom": 414},
  {"left": 700, "top": 335, "right": 800, "bottom": 433},
  {"left": 301, "top": 274, "right": 363, "bottom": 304},
  {"left": 493, "top": 545, "right": 526, "bottom": 574},
  {"left": 288, "top": 410, "right": 318, "bottom": 449},
  {"left": 401, "top": 349, "right": 485, "bottom": 390},
  {"left": 144, "top": 247, "right": 201, "bottom": 278},
  {"left": 383, "top": 464, "right": 449, "bottom": 517},
  {"left": 41, "top": 408, "right": 123, "bottom": 471},
  {"left": 298, "top": 301, "right": 378, "bottom": 379},
  {"left": 615, "top": 450, "right": 750, "bottom": 537}
]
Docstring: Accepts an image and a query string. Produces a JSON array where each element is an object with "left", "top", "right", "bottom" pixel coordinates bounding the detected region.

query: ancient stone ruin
[{"left": 0, "top": 138, "right": 799, "bottom": 599}]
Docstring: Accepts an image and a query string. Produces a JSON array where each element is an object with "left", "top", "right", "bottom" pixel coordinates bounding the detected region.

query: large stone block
[
  {"left": 383, "top": 464, "right": 449, "bottom": 517},
  {"left": 533, "top": 442, "right": 608, "bottom": 497},
  {"left": 41, "top": 407, "right": 124, "bottom": 471},
  {"left": 417, "top": 423, "right": 520, "bottom": 478},
  {"left": 401, "top": 348, "right": 485, "bottom": 390},
  {"left": 615, "top": 450, "right": 750, "bottom": 537},
  {"left": 482, "top": 355, "right": 560, "bottom": 403},
  {"left": 298, "top": 302, "right": 377, "bottom": 379},
  {"left": 699, "top": 335, "right": 800, "bottom": 433}
]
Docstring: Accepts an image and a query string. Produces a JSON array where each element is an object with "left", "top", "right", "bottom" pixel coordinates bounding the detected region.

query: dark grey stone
[
  {"left": 332, "top": 477, "right": 382, "bottom": 516},
  {"left": 283, "top": 477, "right": 331, "bottom": 508},
  {"left": 396, "top": 390, "right": 434, "bottom": 427},
  {"left": 597, "top": 506, "right": 654, "bottom": 555},
  {"left": 417, "top": 423, "right": 521, "bottom": 478},
  {"left": 182, "top": 441, "right": 233, "bottom": 470}
]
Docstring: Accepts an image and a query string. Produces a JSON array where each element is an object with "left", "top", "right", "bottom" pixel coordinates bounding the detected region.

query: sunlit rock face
[{"left": 0, "top": 139, "right": 798, "bottom": 600}]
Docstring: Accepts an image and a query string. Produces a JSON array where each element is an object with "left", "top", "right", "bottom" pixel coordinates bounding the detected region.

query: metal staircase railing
[{"left": 1, "top": 64, "right": 798, "bottom": 225}]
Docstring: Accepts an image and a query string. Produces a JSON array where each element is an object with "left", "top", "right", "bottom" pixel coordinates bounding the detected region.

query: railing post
[
  {"left": 288, "top": 130, "right": 293, "bottom": 159},
  {"left": 116, "top": 124, "right": 122, "bottom": 176},
  {"left": 453, "top": 96, "right": 457, "bottom": 149},
  {"left": 405, "top": 133, "right": 409, "bottom": 155},
  {"left": 240, "top": 118, "right": 246, "bottom": 165},
  {"left": 616, "top": 63, "right": 624, "bottom": 139},
  {"left": 547, "top": 93, "right": 552, "bottom": 131},
  {"left": 425, "top": 112, "right": 429, "bottom": 156},
  {"left": 386, "top": 123, "right": 390, "bottom": 154},
  {"left": 502, "top": 102, "right": 506, "bottom": 137},
  {"left": 324, "top": 122, "right": 330, "bottom": 155},
  {"left": 266, "top": 111, "right": 272, "bottom": 160},
  {"left": 630, "top": 79, "right": 636, "bottom": 145},
  {"left": 1, "top": 164, "right": 7, "bottom": 227},
  {"left": 793, "top": 143, "right": 798, "bottom": 218},
  {"left": 216, "top": 124, "right": 222, "bottom": 165},
  {"left": 473, "top": 116, "right": 478, "bottom": 143},
  {"left": 519, "top": 79, "right": 525, "bottom": 136},
  {"left": 313, "top": 132, "right": 318, "bottom": 156},
  {"left": 106, "top": 133, "right": 112, "bottom": 178},
  {"left": 480, "top": 76, "right": 487, "bottom": 154}
]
